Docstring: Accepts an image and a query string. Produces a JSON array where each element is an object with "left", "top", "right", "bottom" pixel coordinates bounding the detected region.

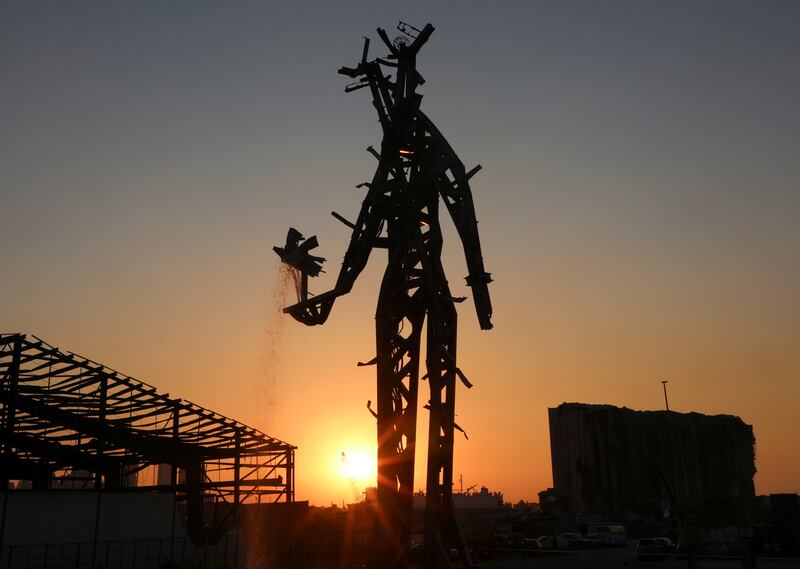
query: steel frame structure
[
  {"left": 0, "top": 333, "right": 295, "bottom": 543},
  {"left": 274, "top": 22, "right": 492, "bottom": 569}
]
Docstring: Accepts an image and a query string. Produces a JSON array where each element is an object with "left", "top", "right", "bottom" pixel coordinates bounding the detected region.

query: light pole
[{"left": 661, "top": 379, "right": 670, "bottom": 412}]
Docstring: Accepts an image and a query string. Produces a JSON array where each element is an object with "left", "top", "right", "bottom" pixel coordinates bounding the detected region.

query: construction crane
[
  {"left": 341, "top": 451, "right": 362, "bottom": 504},
  {"left": 275, "top": 22, "right": 492, "bottom": 569}
]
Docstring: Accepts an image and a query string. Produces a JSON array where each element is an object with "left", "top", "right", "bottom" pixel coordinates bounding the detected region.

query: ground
[{"left": 475, "top": 545, "right": 800, "bottom": 569}]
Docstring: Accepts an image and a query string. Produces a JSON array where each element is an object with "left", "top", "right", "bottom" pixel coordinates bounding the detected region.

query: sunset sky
[{"left": 2, "top": 1, "right": 798, "bottom": 505}]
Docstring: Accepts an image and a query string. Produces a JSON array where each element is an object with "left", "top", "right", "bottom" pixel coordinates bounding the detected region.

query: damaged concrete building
[{"left": 548, "top": 403, "right": 756, "bottom": 523}]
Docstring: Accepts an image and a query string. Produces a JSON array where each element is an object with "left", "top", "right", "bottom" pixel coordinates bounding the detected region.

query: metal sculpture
[{"left": 275, "top": 22, "right": 492, "bottom": 569}]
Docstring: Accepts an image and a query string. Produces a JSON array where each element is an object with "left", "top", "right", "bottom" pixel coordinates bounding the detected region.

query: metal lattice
[{"left": 0, "top": 333, "right": 295, "bottom": 541}]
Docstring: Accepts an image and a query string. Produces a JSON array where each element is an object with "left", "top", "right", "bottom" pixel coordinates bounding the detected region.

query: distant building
[
  {"left": 366, "top": 486, "right": 504, "bottom": 512},
  {"left": 771, "top": 493, "right": 800, "bottom": 525},
  {"left": 548, "top": 403, "right": 755, "bottom": 523},
  {"left": 451, "top": 486, "right": 504, "bottom": 511},
  {"left": 770, "top": 493, "right": 800, "bottom": 554},
  {"left": 538, "top": 487, "right": 563, "bottom": 514}
]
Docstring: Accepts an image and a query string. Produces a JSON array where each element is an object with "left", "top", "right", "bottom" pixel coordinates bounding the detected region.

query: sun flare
[{"left": 340, "top": 449, "right": 376, "bottom": 483}]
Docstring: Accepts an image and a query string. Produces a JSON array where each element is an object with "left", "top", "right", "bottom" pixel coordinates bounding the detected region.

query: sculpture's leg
[
  {"left": 424, "top": 293, "right": 473, "bottom": 569},
  {"left": 368, "top": 257, "right": 426, "bottom": 569}
]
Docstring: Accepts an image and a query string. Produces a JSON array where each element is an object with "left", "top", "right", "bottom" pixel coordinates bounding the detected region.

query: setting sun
[{"left": 340, "top": 449, "right": 376, "bottom": 484}]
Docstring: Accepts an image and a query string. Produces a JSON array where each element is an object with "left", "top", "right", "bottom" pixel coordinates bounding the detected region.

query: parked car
[
  {"left": 521, "top": 538, "right": 543, "bottom": 557},
  {"left": 409, "top": 541, "right": 425, "bottom": 563},
  {"left": 537, "top": 535, "right": 556, "bottom": 550},
  {"left": 559, "top": 532, "right": 584, "bottom": 549},
  {"left": 636, "top": 537, "right": 676, "bottom": 560},
  {"left": 591, "top": 524, "right": 627, "bottom": 546},
  {"left": 523, "top": 538, "right": 542, "bottom": 550},
  {"left": 537, "top": 535, "right": 569, "bottom": 550},
  {"left": 582, "top": 533, "right": 605, "bottom": 548}
]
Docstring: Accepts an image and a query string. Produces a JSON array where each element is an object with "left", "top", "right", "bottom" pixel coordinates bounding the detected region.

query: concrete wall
[{"left": 0, "top": 491, "right": 184, "bottom": 545}]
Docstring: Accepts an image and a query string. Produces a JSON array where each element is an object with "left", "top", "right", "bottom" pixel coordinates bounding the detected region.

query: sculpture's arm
[
  {"left": 276, "top": 172, "right": 388, "bottom": 327},
  {"left": 440, "top": 172, "right": 493, "bottom": 331},
  {"left": 418, "top": 113, "right": 493, "bottom": 330}
]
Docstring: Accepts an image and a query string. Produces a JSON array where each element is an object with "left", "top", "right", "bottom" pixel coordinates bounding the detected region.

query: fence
[{"left": 1, "top": 534, "right": 243, "bottom": 569}]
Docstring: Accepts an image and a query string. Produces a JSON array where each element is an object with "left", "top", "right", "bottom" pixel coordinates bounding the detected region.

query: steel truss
[
  {"left": 274, "top": 22, "right": 492, "bottom": 569},
  {"left": 0, "top": 333, "right": 295, "bottom": 541}
]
